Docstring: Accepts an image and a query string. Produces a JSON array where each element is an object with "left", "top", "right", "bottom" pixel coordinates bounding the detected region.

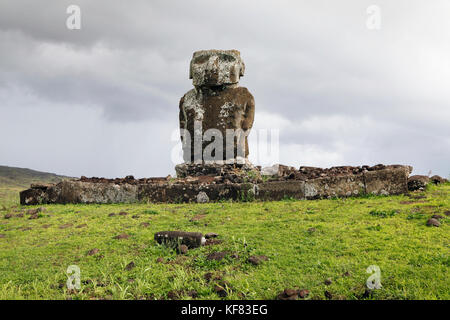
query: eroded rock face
[{"left": 179, "top": 50, "right": 255, "bottom": 165}]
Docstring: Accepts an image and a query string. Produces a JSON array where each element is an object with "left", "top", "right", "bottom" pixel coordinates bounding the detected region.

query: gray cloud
[{"left": 0, "top": 0, "right": 449, "bottom": 178}]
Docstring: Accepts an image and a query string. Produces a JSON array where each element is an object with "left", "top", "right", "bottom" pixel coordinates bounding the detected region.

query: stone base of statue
[{"left": 175, "top": 159, "right": 261, "bottom": 182}]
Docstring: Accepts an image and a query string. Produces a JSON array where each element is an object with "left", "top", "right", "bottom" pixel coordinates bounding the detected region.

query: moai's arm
[
  {"left": 179, "top": 95, "right": 186, "bottom": 137},
  {"left": 241, "top": 90, "right": 255, "bottom": 131}
]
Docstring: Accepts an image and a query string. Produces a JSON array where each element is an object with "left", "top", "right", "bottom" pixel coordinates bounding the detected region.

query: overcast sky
[{"left": 0, "top": 0, "right": 449, "bottom": 178}]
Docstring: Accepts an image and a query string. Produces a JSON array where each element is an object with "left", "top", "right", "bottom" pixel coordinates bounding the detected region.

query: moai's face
[{"left": 190, "top": 50, "right": 245, "bottom": 86}]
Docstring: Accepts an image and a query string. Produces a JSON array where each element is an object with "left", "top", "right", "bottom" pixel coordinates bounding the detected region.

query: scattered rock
[
  {"left": 248, "top": 255, "right": 268, "bottom": 265},
  {"left": 196, "top": 192, "right": 209, "bottom": 203},
  {"left": 430, "top": 175, "right": 447, "bottom": 185},
  {"left": 26, "top": 207, "right": 45, "bottom": 215},
  {"left": 431, "top": 214, "right": 444, "bottom": 220},
  {"left": 140, "top": 222, "right": 150, "bottom": 227},
  {"left": 187, "top": 290, "right": 198, "bottom": 298},
  {"left": 407, "top": 175, "right": 430, "bottom": 191},
  {"left": 277, "top": 288, "right": 310, "bottom": 299},
  {"left": 307, "top": 227, "right": 316, "bottom": 233},
  {"left": 298, "top": 289, "right": 310, "bottom": 298},
  {"left": 207, "top": 251, "right": 227, "bottom": 261},
  {"left": 42, "top": 224, "right": 52, "bottom": 228},
  {"left": 277, "top": 289, "right": 298, "bottom": 300},
  {"left": 0, "top": 234, "right": 6, "bottom": 238},
  {"left": 445, "top": 210, "right": 450, "bottom": 217},
  {"left": 21, "top": 227, "right": 32, "bottom": 231},
  {"left": 342, "top": 271, "right": 351, "bottom": 277},
  {"left": 119, "top": 211, "right": 128, "bottom": 216},
  {"left": 179, "top": 244, "right": 189, "bottom": 255},
  {"left": 214, "top": 282, "right": 230, "bottom": 298},
  {"left": 29, "top": 214, "right": 39, "bottom": 220},
  {"left": 205, "top": 232, "right": 218, "bottom": 239},
  {"left": 324, "top": 290, "right": 333, "bottom": 299},
  {"left": 113, "top": 233, "right": 130, "bottom": 240},
  {"left": 125, "top": 261, "right": 135, "bottom": 271},
  {"left": 190, "top": 214, "right": 206, "bottom": 222},
  {"left": 76, "top": 224, "right": 88, "bottom": 228},
  {"left": 156, "top": 257, "right": 164, "bottom": 263},
  {"left": 204, "top": 272, "right": 213, "bottom": 282},
  {"left": 167, "top": 290, "right": 182, "bottom": 300},
  {"left": 4, "top": 213, "right": 13, "bottom": 219},
  {"left": 15, "top": 213, "right": 24, "bottom": 218},
  {"left": 132, "top": 215, "right": 140, "bottom": 219},
  {"left": 325, "top": 278, "right": 332, "bottom": 285},
  {"left": 87, "top": 248, "right": 99, "bottom": 256},
  {"left": 59, "top": 223, "right": 73, "bottom": 229},
  {"left": 205, "top": 239, "right": 223, "bottom": 246},
  {"left": 108, "top": 213, "right": 116, "bottom": 217},
  {"left": 426, "top": 218, "right": 440, "bottom": 227}
]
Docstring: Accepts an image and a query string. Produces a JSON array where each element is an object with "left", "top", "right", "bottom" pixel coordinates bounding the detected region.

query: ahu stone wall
[{"left": 20, "top": 165, "right": 412, "bottom": 205}]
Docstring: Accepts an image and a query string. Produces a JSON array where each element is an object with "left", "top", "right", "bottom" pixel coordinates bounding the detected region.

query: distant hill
[{"left": 0, "top": 165, "right": 73, "bottom": 188}]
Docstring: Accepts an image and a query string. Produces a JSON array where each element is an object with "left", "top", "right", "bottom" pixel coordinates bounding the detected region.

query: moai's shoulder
[
  {"left": 232, "top": 86, "right": 254, "bottom": 103},
  {"left": 180, "top": 88, "right": 197, "bottom": 107}
]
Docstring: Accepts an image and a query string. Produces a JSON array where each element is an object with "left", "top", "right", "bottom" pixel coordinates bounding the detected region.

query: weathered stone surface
[
  {"left": 19, "top": 164, "right": 413, "bottom": 205},
  {"left": 305, "top": 174, "right": 365, "bottom": 199},
  {"left": 175, "top": 161, "right": 260, "bottom": 180},
  {"left": 261, "top": 164, "right": 297, "bottom": 178},
  {"left": 256, "top": 181, "right": 305, "bottom": 201},
  {"left": 365, "top": 166, "right": 409, "bottom": 195},
  {"left": 426, "top": 218, "right": 440, "bottom": 227},
  {"left": 179, "top": 49, "right": 255, "bottom": 165},
  {"left": 21, "top": 180, "right": 138, "bottom": 204},
  {"left": 430, "top": 175, "right": 447, "bottom": 185},
  {"left": 407, "top": 175, "right": 430, "bottom": 191},
  {"left": 138, "top": 182, "right": 250, "bottom": 203},
  {"left": 196, "top": 191, "right": 209, "bottom": 203}
]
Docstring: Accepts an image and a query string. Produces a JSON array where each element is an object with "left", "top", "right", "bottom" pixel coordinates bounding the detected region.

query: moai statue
[{"left": 177, "top": 49, "right": 255, "bottom": 177}]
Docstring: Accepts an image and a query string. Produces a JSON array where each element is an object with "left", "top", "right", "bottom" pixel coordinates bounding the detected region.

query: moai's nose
[{"left": 203, "top": 56, "right": 220, "bottom": 84}]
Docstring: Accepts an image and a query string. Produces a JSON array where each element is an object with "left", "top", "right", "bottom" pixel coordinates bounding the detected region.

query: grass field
[{"left": 0, "top": 182, "right": 448, "bottom": 300}]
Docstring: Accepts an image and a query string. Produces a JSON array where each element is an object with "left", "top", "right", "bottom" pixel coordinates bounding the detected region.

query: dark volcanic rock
[
  {"left": 430, "top": 175, "right": 447, "bottom": 185},
  {"left": 426, "top": 218, "right": 440, "bottom": 227},
  {"left": 207, "top": 251, "right": 227, "bottom": 261},
  {"left": 408, "top": 175, "right": 430, "bottom": 191},
  {"left": 125, "top": 261, "right": 135, "bottom": 271},
  {"left": 113, "top": 233, "right": 130, "bottom": 240},
  {"left": 178, "top": 244, "right": 188, "bottom": 254},
  {"left": 248, "top": 255, "right": 268, "bottom": 265},
  {"left": 87, "top": 248, "right": 99, "bottom": 256}
]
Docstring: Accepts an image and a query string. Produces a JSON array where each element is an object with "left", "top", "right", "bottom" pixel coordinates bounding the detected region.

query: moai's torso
[{"left": 179, "top": 50, "right": 255, "bottom": 163}]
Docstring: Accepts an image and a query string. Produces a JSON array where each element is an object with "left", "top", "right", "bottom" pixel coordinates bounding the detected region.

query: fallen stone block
[{"left": 365, "top": 166, "right": 409, "bottom": 195}]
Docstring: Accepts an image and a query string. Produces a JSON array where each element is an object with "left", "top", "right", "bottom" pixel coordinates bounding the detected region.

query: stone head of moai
[
  {"left": 189, "top": 50, "right": 245, "bottom": 86},
  {"left": 179, "top": 49, "right": 255, "bottom": 165}
]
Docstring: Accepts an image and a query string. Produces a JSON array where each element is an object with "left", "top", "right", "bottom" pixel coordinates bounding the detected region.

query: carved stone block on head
[{"left": 190, "top": 50, "right": 245, "bottom": 87}]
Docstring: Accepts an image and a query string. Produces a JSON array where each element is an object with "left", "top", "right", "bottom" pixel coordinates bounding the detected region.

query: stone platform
[{"left": 20, "top": 164, "right": 412, "bottom": 205}]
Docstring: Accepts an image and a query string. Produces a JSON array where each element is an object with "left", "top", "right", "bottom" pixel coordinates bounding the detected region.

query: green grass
[{"left": 0, "top": 183, "right": 448, "bottom": 300}]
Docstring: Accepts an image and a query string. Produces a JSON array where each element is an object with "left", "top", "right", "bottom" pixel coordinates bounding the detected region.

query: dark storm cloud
[{"left": 0, "top": 0, "right": 449, "bottom": 177}]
